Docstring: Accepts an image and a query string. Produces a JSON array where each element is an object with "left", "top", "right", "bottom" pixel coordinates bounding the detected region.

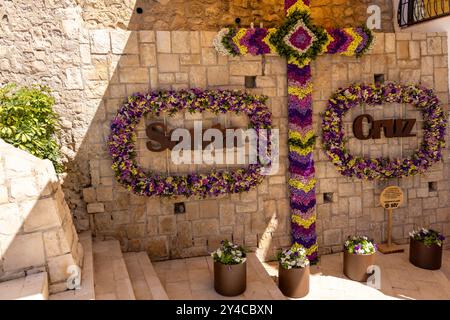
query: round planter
[
  {"left": 343, "top": 251, "right": 375, "bottom": 282},
  {"left": 278, "top": 264, "right": 310, "bottom": 298},
  {"left": 213, "top": 260, "right": 246, "bottom": 296},
  {"left": 409, "top": 238, "right": 442, "bottom": 270}
]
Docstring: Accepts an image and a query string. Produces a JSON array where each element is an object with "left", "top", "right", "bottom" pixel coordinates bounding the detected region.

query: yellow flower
[
  {"left": 286, "top": 1, "right": 311, "bottom": 15},
  {"left": 233, "top": 28, "right": 249, "bottom": 55}
]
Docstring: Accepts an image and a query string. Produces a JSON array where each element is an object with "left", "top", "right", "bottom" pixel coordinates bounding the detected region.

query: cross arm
[
  {"left": 323, "top": 26, "right": 374, "bottom": 57},
  {"left": 214, "top": 26, "right": 373, "bottom": 61},
  {"left": 213, "top": 27, "right": 278, "bottom": 57}
]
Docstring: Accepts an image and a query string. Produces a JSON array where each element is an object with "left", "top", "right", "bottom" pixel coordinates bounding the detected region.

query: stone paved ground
[
  {"left": 153, "top": 253, "right": 286, "bottom": 300},
  {"left": 154, "top": 246, "right": 450, "bottom": 300},
  {"left": 263, "top": 245, "right": 450, "bottom": 300}
]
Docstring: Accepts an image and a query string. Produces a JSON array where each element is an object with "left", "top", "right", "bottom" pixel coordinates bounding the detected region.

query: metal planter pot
[
  {"left": 409, "top": 238, "right": 442, "bottom": 270},
  {"left": 278, "top": 264, "right": 310, "bottom": 298},
  {"left": 343, "top": 251, "right": 375, "bottom": 282},
  {"left": 214, "top": 261, "right": 247, "bottom": 296}
]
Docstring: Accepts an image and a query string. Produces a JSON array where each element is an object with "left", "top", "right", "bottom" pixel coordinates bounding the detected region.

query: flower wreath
[
  {"left": 108, "top": 89, "right": 272, "bottom": 197},
  {"left": 322, "top": 83, "right": 447, "bottom": 180}
]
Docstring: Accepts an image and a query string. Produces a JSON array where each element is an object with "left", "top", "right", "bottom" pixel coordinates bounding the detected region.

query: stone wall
[
  {"left": 77, "top": 29, "right": 450, "bottom": 260},
  {"left": 78, "top": 0, "right": 394, "bottom": 31},
  {"left": 1, "top": 0, "right": 449, "bottom": 263},
  {"left": 312, "top": 32, "right": 450, "bottom": 254},
  {"left": 0, "top": 0, "right": 92, "bottom": 231},
  {"left": 0, "top": 139, "right": 83, "bottom": 293}
]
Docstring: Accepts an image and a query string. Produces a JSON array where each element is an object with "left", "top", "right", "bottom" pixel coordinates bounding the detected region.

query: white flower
[{"left": 213, "top": 28, "right": 231, "bottom": 56}]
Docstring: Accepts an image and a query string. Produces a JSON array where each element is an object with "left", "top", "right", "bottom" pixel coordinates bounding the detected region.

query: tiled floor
[
  {"left": 153, "top": 253, "right": 286, "bottom": 300},
  {"left": 154, "top": 246, "right": 450, "bottom": 300},
  {"left": 263, "top": 245, "right": 450, "bottom": 300}
]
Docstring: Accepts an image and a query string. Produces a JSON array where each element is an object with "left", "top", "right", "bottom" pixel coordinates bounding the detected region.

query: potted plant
[
  {"left": 277, "top": 243, "right": 310, "bottom": 298},
  {"left": 409, "top": 228, "right": 445, "bottom": 270},
  {"left": 343, "top": 236, "right": 377, "bottom": 282},
  {"left": 211, "top": 240, "right": 247, "bottom": 296}
]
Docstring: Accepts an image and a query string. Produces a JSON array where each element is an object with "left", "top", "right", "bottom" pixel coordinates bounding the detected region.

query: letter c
[{"left": 353, "top": 114, "right": 373, "bottom": 140}]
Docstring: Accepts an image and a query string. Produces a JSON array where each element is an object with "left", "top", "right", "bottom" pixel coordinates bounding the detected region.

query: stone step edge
[
  {"left": 124, "top": 252, "right": 169, "bottom": 300},
  {"left": 49, "top": 231, "right": 95, "bottom": 300},
  {"left": 0, "top": 272, "right": 49, "bottom": 300},
  {"left": 93, "top": 239, "right": 136, "bottom": 300}
]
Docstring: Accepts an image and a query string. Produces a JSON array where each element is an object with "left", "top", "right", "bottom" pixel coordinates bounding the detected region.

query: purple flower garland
[
  {"left": 108, "top": 89, "right": 272, "bottom": 198},
  {"left": 322, "top": 83, "right": 447, "bottom": 180}
]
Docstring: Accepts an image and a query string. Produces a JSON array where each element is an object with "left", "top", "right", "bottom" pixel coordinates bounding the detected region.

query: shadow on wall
[
  {"left": 0, "top": 139, "right": 83, "bottom": 294},
  {"left": 62, "top": 2, "right": 292, "bottom": 262}
]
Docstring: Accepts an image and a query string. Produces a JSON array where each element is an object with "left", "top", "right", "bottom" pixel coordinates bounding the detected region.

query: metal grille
[{"left": 398, "top": 0, "right": 450, "bottom": 27}]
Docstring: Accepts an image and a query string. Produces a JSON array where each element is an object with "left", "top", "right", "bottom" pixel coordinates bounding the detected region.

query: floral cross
[{"left": 214, "top": 0, "right": 374, "bottom": 262}]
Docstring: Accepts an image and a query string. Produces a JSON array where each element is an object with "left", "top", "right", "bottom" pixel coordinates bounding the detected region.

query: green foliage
[
  {"left": 277, "top": 243, "right": 309, "bottom": 270},
  {"left": 222, "top": 28, "right": 240, "bottom": 56},
  {"left": 356, "top": 25, "right": 375, "bottom": 58},
  {"left": 344, "top": 236, "right": 377, "bottom": 255},
  {"left": 0, "top": 83, "right": 63, "bottom": 172},
  {"left": 211, "top": 240, "right": 247, "bottom": 265},
  {"left": 410, "top": 228, "right": 445, "bottom": 247}
]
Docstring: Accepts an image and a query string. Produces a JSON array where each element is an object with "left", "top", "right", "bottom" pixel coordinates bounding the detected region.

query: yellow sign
[{"left": 380, "top": 186, "right": 404, "bottom": 210}]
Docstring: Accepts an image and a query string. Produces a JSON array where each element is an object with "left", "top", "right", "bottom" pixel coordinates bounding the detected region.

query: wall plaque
[
  {"left": 378, "top": 186, "right": 405, "bottom": 254},
  {"left": 379, "top": 186, "right": 404, "bottom": 209}
]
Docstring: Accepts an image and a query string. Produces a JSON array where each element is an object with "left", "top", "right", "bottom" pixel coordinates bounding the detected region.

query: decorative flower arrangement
[
  {"left": 108, "top": 89, "right": 272, "bottom": 198},
  {"left": 322, "top": 83, "right": 447, "bottom": 180},
  {"left": 211, "top": 240, "right": 247, "bottom": 265},
  {"left": 287, "top": 63, "right": 318, "bottom": 263},
  {"left": 277, "top": 243, "right": 310, "bottom": 269},
  {"left": 213, "top": 11, "right": 373, "bottom": 67},
  {"left": 410, "top": 228, "right": 445, "bottom": 247},
  {"left": 212, "top": 0, "right": 374, "bottom": 262},
  {"left": 344, "top": 236, "right": 377, "bottom": 255}
]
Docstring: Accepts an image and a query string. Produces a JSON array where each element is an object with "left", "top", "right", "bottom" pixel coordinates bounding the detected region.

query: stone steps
[
  {"left": 124, "top": 252, "right": 169, "bottom": 300},
  {"left": 49, "top": 231, "right": 95, "bottom": 300},
  {"left": 0, "top": 272, "right": 48, "bottom": 300},
  {"left": 93, "top": 239, "right": 135, "bottom": 300}
]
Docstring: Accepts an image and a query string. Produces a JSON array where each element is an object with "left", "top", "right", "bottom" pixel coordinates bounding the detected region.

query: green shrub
[{"left": 0, "top": 83, "right": 63, "bottom": 172}]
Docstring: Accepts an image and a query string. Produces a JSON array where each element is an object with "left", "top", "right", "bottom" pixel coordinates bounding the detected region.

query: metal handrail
[{"left": 398, "top": 0, "right": 450, "bottom": 27}]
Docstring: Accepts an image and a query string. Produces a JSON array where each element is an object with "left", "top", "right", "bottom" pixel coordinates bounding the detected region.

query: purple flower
[{"left": 108, "top": 89, "right": 272, "bottom": 198}]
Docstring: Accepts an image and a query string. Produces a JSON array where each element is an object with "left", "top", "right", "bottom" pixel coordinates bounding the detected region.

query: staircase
[
  {"left": 1, "top": 230, "right": 284, "bottom": 300},
  {"left": 51, "top": 233, "right": 168, "bottom": 300}
]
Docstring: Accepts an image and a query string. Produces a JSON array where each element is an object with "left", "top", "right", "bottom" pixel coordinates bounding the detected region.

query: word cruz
[{"left": 352, "top": 114, "right": 417, "bottom": 140}]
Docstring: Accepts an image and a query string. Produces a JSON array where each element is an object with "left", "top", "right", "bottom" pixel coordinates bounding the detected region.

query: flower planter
[
  {"left": 343, "top": 251, "right": 375, "bottom": 282},
  {"left": 214, "top": 261, "right": 246, "bottom": 296},
  {"left": 278, "top": 264, "right": 310, "bottom": 298},
  {"left": 409, "top": 238, "right": 442, "bottom": 270}
]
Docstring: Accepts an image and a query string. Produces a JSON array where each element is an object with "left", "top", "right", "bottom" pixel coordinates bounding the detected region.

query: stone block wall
[
  {"left": 76, "top": 29, "right": 450, "bottom": 260},
  {"left": 312, "top": 32, "right": 450, "bottom": 254},
  {"left": 77, "top": 29, "right": 292, "bottom": 260},
  {"left": 0, "top": 139, "right": 83, "bottom": 293},
  {"left": 1, "top": 0, "right": 449, "bottom": 263},
  {"left": 78, "top": 0, "right": 394, "bottom": 31}
]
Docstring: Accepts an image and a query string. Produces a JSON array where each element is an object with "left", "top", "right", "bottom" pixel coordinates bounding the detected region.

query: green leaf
[{"left": 0, "top": 83, "right": 63, "bottom": 172}]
